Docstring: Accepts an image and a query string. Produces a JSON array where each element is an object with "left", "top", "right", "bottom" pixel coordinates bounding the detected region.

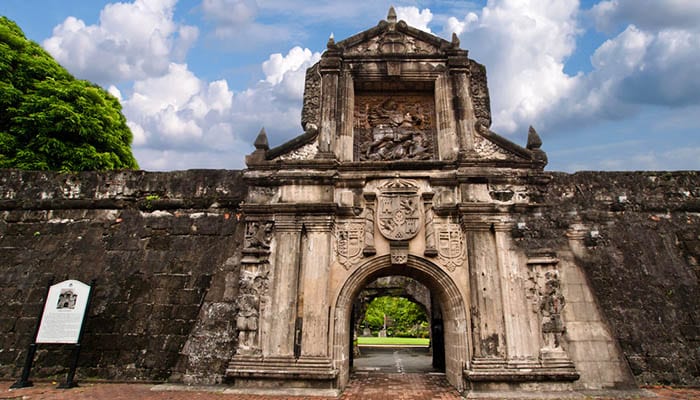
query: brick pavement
[{"left": 2, "top": 374, "right": 700, "bottom": 400}]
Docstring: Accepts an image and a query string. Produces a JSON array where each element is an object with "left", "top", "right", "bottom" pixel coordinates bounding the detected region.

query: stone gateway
[
  {"left": 228, "top": 8, "right": 628, "bottom": 394},
  {"left": 0, "top": 8, "right": 698, "bottom": 397}
]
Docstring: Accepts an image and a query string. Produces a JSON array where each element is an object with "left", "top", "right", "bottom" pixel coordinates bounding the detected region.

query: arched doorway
[{"left": 333, "top": 255, "right": 470, "bottom": 391}]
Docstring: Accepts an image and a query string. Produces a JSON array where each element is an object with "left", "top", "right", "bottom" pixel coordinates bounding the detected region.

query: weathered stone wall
[
  {"left": 516, "top": 171, "right": 700, "bottom": 386},
  {"left": 0, "top": 169, "right": 698, "bottom": 386},
  {"left": 0, "top": 169, "right": 245, "bottom": 382}
]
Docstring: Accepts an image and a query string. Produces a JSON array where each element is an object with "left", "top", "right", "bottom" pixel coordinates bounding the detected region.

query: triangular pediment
[{"left": 336, "top": 16, "right": 453, "bottom": 57}]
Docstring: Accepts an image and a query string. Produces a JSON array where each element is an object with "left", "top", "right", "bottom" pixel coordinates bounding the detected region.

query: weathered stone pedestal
[{"left": 227, "top": 356, "right": 338, "bottom": 389}]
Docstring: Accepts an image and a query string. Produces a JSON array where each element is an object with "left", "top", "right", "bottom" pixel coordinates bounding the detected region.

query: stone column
[
  {"left": 263, "top": 216, "right": 302, "bottom": 357},
  {"left": 448, "top": 54, "right": 475, "bottom": 154},
  {"left": 362, "top": 193, "right": 376, "bottom": 256},
  {"left": 423, "top": 192, "right": 437, "bottom": 257},
  {"left": 493, "top": 223, "right": 539, "bottom": 367},
  {"left": 337, "top": 71, "right": 354, "bottom": 161},
  {"left": 465, "top": 220, "right": 506, "bottom": 363},
  {"left": 299, "top": 216, "right": 334, "bottom": 357},
  {"left": 435, "top": 74, "right": 458, "bottom": 160},
  {"left": 318, "top": 49, "right": 341, "bottom": 157}
]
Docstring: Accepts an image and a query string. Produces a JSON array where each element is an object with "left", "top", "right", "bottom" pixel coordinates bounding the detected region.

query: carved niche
[
  {"left": 376, "top": 179, "right": 421, "bottom": 241},
  {"left": 354, "top": 94, "right": 436, "bottom": 161}
]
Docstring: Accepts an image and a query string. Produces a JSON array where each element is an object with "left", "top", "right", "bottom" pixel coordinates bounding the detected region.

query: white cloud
[
  {"left": 590, "top": 0, "right": 700, "bottom": 32},
  {"left": 438, "top": 0, "right": 700, "bottom": 142},
  {"left": 121, "top": 63, "right": 235, "bottom": 149},
  {"left": 396, "top": 7, "right": 433, "bottom": 33},
  {"left": 43, "top": 0, "right": 198, "bottom": 85},
  {"left": 118, "top": 46, "right": 319, "bottom": 169},
  {"left": 444, "top": 0, "right": 580, "bottom": 135}
]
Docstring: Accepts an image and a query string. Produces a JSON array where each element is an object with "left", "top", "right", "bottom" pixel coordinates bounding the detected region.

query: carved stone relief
[
  {"left": 354, "top": 94, "right": 436, "bottom": 161},
  {"left": 376, "top": 179, "right": 421, "bottom": 241},
  {"left": 539, "top": 270, "right": 566, "bottom": 350},
  {"left": 244, "top": 221, "right": 273, "bottom": 252},
  {"left": 527, "top": 265, "right": 568, "bottom": 356},
  {"left": 276, "top": 142, "right": 319, "bottom": 161},
  {"left": 435, "top": 222, "right": 465, "bottom": 271},
  {"left": 301, "top": 62, "right": 321, "bottom": 131},
  {"left": 473, "top": 133, "right": 512, "bottom": 160},
  {"left": 235, "top": 264, "right": 269, "bottom": 356},
  {"left": 336, "top": 220, "right": 365, "bottom": 269},
  {"left": 345, "top": 32, "right": 439, "bottom": 56}
]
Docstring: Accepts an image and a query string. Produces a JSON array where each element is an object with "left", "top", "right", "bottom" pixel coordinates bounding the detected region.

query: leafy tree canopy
[
  {"left": 0, "top": 17, "right": 138, "bottom": 171},
  {"left": 362, "top": 296, "right": 429, "bottom": 337}
]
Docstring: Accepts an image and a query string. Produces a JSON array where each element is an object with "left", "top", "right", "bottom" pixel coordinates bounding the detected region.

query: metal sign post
[{"left": 11, "top": 278, "right": 54, "bottom": 389}]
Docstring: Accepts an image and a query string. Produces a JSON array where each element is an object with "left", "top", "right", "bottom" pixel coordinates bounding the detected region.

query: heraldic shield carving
[
  {"left": 336, "top": 221, "right": 364, "bottom": 269},
  {"left": 436, "top": 223, "right": 465, "bottom": 271},
  {"left": 377, "top": 179, "right": 421, "bottom": 241}
]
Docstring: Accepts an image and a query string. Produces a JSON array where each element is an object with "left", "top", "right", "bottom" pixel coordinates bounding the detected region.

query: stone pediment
[
  {"left": 334, "top": 7, "right": 454, "bottom": 58},
  {"left": 245, "top": 7, "right": 546, "bottom": 171},
  {"left": 338, "top": 23, "right": 448, "bottom": 57}
]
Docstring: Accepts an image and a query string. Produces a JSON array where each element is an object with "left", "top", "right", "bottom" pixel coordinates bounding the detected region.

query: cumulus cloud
[
  {"left": 121, "top": 63, "right": 235, "bottom": 150},
  {"left": 229, "top": 47, "right": 322, "bottom": 146},
  {"left": 443, "top": 0, "right": 580, "bottom": 135},
  {"left": 116, "top": 46, "right": 320, "bottom": 170},
  {"left": 438, "top": 0, "right": 700, "bottom": 141},
  {"left": 396, "top": 7, "right": 433, "bottom": 33},
  {"left": 43, "top": 0, "right": 198, "bottom": 85}
]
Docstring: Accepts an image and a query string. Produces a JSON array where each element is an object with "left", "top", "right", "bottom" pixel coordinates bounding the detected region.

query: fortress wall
[
  {"left": 0, "top": 169, "right": 245, "bottom": 382},
  {"left": 517, "top": 171, "right": 699, "bottom": 386},
  {"left": 0, "top": 169, "right": 697, "bottom": 386}
]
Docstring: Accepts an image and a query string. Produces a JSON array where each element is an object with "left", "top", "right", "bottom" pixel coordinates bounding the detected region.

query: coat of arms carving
[
  {"left": 336, "top": 221, "right": 364, "bottom": 269},
  {"left": 377, "top": 179, "right": 421, "bottom": 241},
  {"left": 436, "top": 223, "right": 465, "bottom": 271}
]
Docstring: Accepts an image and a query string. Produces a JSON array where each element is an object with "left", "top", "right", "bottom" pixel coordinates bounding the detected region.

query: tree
[
  {"left": 362, "top": 296, "right": 429, "bottom": 337},
  {"left": 0, "top": 17, "right": 138, "bottom": 171}
]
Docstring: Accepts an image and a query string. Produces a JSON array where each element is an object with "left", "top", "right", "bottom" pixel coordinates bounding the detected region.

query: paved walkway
[{"left": 2, "top": 376, "right": 699, "bottom": 400}]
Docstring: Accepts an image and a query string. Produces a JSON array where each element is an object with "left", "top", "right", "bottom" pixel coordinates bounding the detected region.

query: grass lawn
[{"left": 356, "top": 336, "right": 430, "bottom": 346}]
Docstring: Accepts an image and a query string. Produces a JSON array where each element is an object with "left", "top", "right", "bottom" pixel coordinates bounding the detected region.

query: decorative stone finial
[
  {"left": 452, "top": 32, "right": 460, "bottom": 48},
  {"left": 527, "top": 126, "right": 542, "bottom": 150},
  {"left": 387, "top": 6, "right": 397, "bottom": 23},
  {"left": 327, "top": 32, "right": 335, "bottom": 47},
  {"left": 254, "top": 128, "right": 269, "bottom": 151}
]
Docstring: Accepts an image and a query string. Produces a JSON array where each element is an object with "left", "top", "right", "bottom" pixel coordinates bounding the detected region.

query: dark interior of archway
[{"left": 350, "top": 275, "right": 445, "bottom": 374}]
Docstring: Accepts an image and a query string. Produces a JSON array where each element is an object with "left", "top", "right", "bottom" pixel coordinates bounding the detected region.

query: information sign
[{"left": 35, "top": 280, "right": 91, "bottom": 344}]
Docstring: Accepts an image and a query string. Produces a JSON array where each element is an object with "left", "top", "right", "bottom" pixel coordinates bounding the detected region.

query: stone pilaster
[
  {"left": 299, "top": 216, "right": 334, "bottom": 357},
  {"left": 448, "top": 53, "right": 475, "bottom": 155},
  {"left": 264, "top": 216, "right": 302, "bottom": 357},
  {"left": 318, "top": 49, "right": 341, "bottom": 157},
  {"left": 463, "top": 219, "right": 506, "bottom": 364}
]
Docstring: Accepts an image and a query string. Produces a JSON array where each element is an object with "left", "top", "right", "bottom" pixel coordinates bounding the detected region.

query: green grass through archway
[{"left": 356, "top": 337, "right": 430, "bottom": 346}]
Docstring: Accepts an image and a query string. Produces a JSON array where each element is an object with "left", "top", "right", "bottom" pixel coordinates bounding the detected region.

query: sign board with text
[{"left": 35, "top": 280, "right": 91, "bottom": 344}]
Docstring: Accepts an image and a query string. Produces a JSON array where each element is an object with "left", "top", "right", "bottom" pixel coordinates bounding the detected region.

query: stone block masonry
[
  {"left": 515, "top": 171, "right": 700, "bottom": 386},
  {"left": 0, "top": 169, "right": 698, "bottom": 387},
  {"left": 0, "top": 169, "right": 246, "bottom": 383}
]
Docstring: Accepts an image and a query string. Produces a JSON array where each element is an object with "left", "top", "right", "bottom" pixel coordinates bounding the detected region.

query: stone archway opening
[
  {"left": 350, "top": 277, "right": 437, "bottom": 374},
  {"left": 334, "top": 255, "right": 469, "bottom": 391}
]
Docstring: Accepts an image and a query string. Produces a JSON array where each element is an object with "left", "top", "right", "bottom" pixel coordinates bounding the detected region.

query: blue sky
[{"left": 2, "top": 0, "right": 699, "bottom": 172}]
